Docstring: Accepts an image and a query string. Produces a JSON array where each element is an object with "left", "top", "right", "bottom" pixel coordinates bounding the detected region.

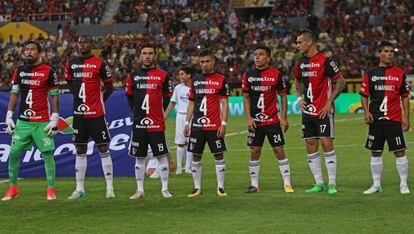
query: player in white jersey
[{"left": 164, "top": 66, "right": 195, "bottom": 174}]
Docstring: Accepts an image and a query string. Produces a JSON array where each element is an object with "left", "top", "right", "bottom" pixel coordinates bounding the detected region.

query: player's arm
[
  {"left": 125, "top": 73, "right": 134, "bottom": 111},
  {"left": 164, "top": 101, "right": 176, "bottom": 120},
  {"left": 217, "top": 97, "right": 228, "bottom": 138},
  {"left": 184, "top": 100, "right": 194, "bottom": 137},
  {"left": 294, "top": 62, "right": 306, "bottom": 111},
  {"left": 401, "top": 96, "right": 410, "bottom": 132},
  {"left": 280, "top": 92, "right": 289, "bottom": 133},
  {"left": 243, "top": 92, "right": 256, "bottom": 131},
  {"left": 361, "top": 96, "right": 373, "bottom": 124},
  {"left": 102, "top": 81, "right": 113, "bottom": 102}
]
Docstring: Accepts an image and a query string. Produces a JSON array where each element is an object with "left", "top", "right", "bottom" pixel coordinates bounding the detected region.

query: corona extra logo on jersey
[
  {"left": 254, "top": 112, "right": 269, "bottom": 122},
  {"left": 71, "top": 64, "right": 97, "bottom": 69},
  {"left": 193, "top": 80, "right": 220, "bottom": 87},
  {"left": 19, "top": 71, "right": 45, "bottom": 77},
  {"left": 299, "top": 63, "right": 320, "bottom": 69}
]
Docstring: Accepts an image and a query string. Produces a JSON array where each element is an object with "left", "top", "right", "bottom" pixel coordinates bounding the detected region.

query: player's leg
[
  {"left": 185, "top": 147, "right": 193, "bottom": 173},
  {"left": 89, "top": 116, "right": 114, "bottom": 198},
  {"left": 129, "top": 129, "right": 148, "bottom": 200},
  {"left": 187, "top": 130, "right": 205, "bottom": 197},
  {"left": 363, "top": 121, "right": 385, "bottom": 195},
  {"left": 1, "top": 122, "right": 32, "bottom": 201},
  {"left": 208, "top": 131, "right": 228, "bottom": 197},
  {"left": 386, "top": 121, "right": 409, "bottom": 194},
  {"left": 245, "top": 127, "right": 264, "bottom": 193},
  {"left": 267, "top": 124, "right": 293, "bottom": 193},
  {"left": 175, "top": 114, "right": 187, "bottom": 174},
  {"left": 319, "top": 116, "right": 337, "bottom": 194},
  {"left": 149, "top": 132, "right": 172, "bottom": 198},
  {"left": 68, "top": 116, "right": 88, "bottom": 200},
  {"left": 33, "top": 122, "right": 58, "bottom": 200},
  {"left": 303, "top": 117, "right": 325, "bottom": 193}
]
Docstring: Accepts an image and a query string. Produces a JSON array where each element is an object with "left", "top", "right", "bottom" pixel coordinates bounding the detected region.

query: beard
[{"left": 25, "top": 57, "right": 37, "bottom": 65}]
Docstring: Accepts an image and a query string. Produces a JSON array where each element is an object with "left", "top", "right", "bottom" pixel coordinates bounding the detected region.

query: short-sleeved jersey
[
  {"left": 188, "top": 72, "right": 229, "bottom": 131},
  {"left": 125, "top": 67, "right": 171, "bottom": 132},
  {"left": 242, "top": 67, "right": 287, "bottom": 126},
  {"left": 11, "top": 64, "right": 59, "bottom": 122},
  {"left": 65, "top": 56, "right": 112, "bottom": 118},
  {"left": 171, "top": 83, "right": 190, "bottom": 114},
  {"left": 295, "top": 53, "right": 342, "bottom": 117},
  {"left": 359, "top": 65, "right": 409, "bottom": 122}
]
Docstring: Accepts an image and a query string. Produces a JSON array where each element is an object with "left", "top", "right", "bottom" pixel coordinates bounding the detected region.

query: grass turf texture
[{"left": 0, "top": 113, "right": 413, "bottom": 233}]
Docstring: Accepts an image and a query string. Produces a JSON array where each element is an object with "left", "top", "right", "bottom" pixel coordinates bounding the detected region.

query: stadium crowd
[
  {"left": 0, "top": 0, "right": 107, "bottom": 24},
  {"left": 0, "top": 0, "right": 414, "bottom": 91}
]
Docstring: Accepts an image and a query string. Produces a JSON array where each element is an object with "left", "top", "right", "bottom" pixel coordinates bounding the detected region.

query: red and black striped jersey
[
  {"left": 242, "top": 67, "right": 287, "bottom": 126},
  {"left": 189, "top": 72, "right": 229, "bottom": 131},
  {"left": 125, "top": 67, "right": 171, "bottom": 132},
  {"left": 65, "top": 56, "right": 112, "bottom": 118},
  {"left": 295, "top": 53, "right": 342, "bottom": 117},
  {"left": 360, "top": 65, "right": 410, "bottom": 122},
  {"left": 11, "top": 64, "right": 59, "bottom": 122}
]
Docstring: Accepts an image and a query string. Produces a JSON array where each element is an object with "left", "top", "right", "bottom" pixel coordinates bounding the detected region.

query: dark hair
[
  {"left": 377, "top": 41, "right": 394, "bottom": 52},
  {"left": 23, "top": 40, "right": 42, "bottom": 52},
  {"left": 199, "top": 48, "right": 214, "bottom": 57},
  {"left": 140, "top": 43, "right": 157, "bottom": 54},
  {"left": 299, "top": 29, "right": 317, "bottom": 42},
  {"left": 180, "top": 65, "right": 196, "bottom": 76},
  {"left": 254, "top": 45, "right": 271, "bottom": 56}
]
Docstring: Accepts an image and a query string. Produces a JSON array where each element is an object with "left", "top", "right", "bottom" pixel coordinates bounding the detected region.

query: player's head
[
  {"left": 179, "top": 65, "right": 195, "bottom": 83},
  {"left": 296, "top": 29, "right": 317, "bottom": 55},
  {"left": 140, "top": 44, "right": 157, "bottom": 68},
  {"left": 198, "top": 48, "right": 215, "bottom": 74},
  {"left": 254, "top": 45, "right": 271, "bottom": 69},
  {"left": 23, "top": 40, "right": 42, "bottom": 65},
  {"left": 376, "top": 41, "right": 395, "bottom": 66},
  {"left": 77, "top": 36, "right": 92, "bottom": 57}
]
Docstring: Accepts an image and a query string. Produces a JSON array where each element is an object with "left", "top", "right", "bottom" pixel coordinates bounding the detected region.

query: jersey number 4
[
  {"left": 379, "top": 97, "right": 388, "bottom": 115},
  {"left": 25, "top": 90, "right": 33, "bottom": 108},
  {"left": 142, "top": 94, "right": 150, "bottom": 114}
]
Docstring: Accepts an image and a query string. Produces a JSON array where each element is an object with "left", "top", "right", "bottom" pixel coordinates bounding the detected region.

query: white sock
[
  {"left": 191, "top": 161, "right": 202, "bottom": 189},
  {"left": 176, "top": 146, "right": 185, "bottom": 169},
  {"left": 249, "top": 160, "right": 260, "bottom": 188},
  {"left": 157, "top": 156, "right": 169, "bottom": 191},
  {"left": 185, "top": 150, "right": 192, "bottom": 170},
  {"left": 75, "top": 154, "right": 87, "bottom": 192},
  {"left": 100, "top": 151, "right": 113, "bottom": 190},
  {"left": 396, "top": 156, "right": 408, "bottom": 187},
  {"left": 371, "top": 156, "right": 383, "bottom": 187},
  {"left": 215, "top": 159, "right": 225, "bottom": 189},
  {"left": 325, "top": 150, "right": 337, "bottom": 185},
  {"left": 307, "top": 152, "right": 323, "bottom": 184},
  {"left": 134, "top": 158, "right": 146, "bottom": 192},
  {"left": 278, "top": 159, "right": 291, "bottom": 186}
]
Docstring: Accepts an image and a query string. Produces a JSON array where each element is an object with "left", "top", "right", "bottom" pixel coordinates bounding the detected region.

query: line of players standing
[{"left": 2, "top": 30, "right": 411, "bottom": 200}]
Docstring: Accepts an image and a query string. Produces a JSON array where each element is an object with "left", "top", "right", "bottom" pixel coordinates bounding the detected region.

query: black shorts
[
  {"left": 187, "top": 129, "right": 227, "bottom": 155},
  {"left": 302, "top": 114, "right": 334, "bottom": 139},
  {"left": 365, "top": 120, "right": 407, "bottom": 152},
  {"left": 72, "top": 116, "right": 111, "bottom": 145},
  {"left": 247, "top": 124, "right": 285, "bottom": 147},
  {"left": 128, "top": 129, "right": 170, "bottom": 158}
]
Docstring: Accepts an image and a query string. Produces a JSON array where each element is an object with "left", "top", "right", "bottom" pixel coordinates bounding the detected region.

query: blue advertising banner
[{"left": 0, "top": 90, "right": 137, "bottom": 178}]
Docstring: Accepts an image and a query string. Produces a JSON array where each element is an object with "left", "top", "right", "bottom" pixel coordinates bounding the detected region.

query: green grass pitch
[{"left": 0, "top": 113, "right": 413, "bottom": 233}]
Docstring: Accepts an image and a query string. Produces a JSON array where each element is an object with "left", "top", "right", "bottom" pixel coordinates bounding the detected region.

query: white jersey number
[
  {"left": 79, "top": 83, "right": 86, "bottom": 103},
  {"left": 25, "top": 90, "right": 33, "bottom": 108},
  {"left": 257, "top": 93, "right": 265, "bottom": 112},
  {"left": 142, "top": 94, "right": 150, "bottom": 114},
  {"left": 200, "top": 96, "right": 207, "bottom": 115},
  {"left": 307, "top": 83, "right": 314, "bottom": 103},
  {"left": 379, "top": 97, "right": 388, "bottom": 115}
]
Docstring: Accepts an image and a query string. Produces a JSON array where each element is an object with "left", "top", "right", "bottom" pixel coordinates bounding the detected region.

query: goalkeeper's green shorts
[{"left": 11, "top": 120, "right": 55, "bottom": 153}]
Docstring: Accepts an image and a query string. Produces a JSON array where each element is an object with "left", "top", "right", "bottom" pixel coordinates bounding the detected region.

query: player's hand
[
  {"left": 280, "top": 118, "right": 289, "bottom": 133},
  {"left": 247, "top": 117, "right": 256, "bottom": 132},
  {"left": 184, "top": 125, "right": 190, "bottom": 137},
  {"left": 164, "top": 112, "right": 168, "bottom": 120},
  {"left": 217, "top": 124, "right": 226, "bottom": 138},
  {"left": 298, "top": 98, "right": 306, "bottom": 111},
  {"left": 318, "top": 100, "right": 332, "bottom": 119},
  {"left": 5, "top": 111, "right": 15, "bottom": 135},
  {"left": 44, "top": 113, "right": 59, "bottom": 137},
  {"left": 364, "top": 111, "right": 374, "bottom": 124},
  {"left": 402, "top": 118, "right": 410, "bottom": 132}
]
